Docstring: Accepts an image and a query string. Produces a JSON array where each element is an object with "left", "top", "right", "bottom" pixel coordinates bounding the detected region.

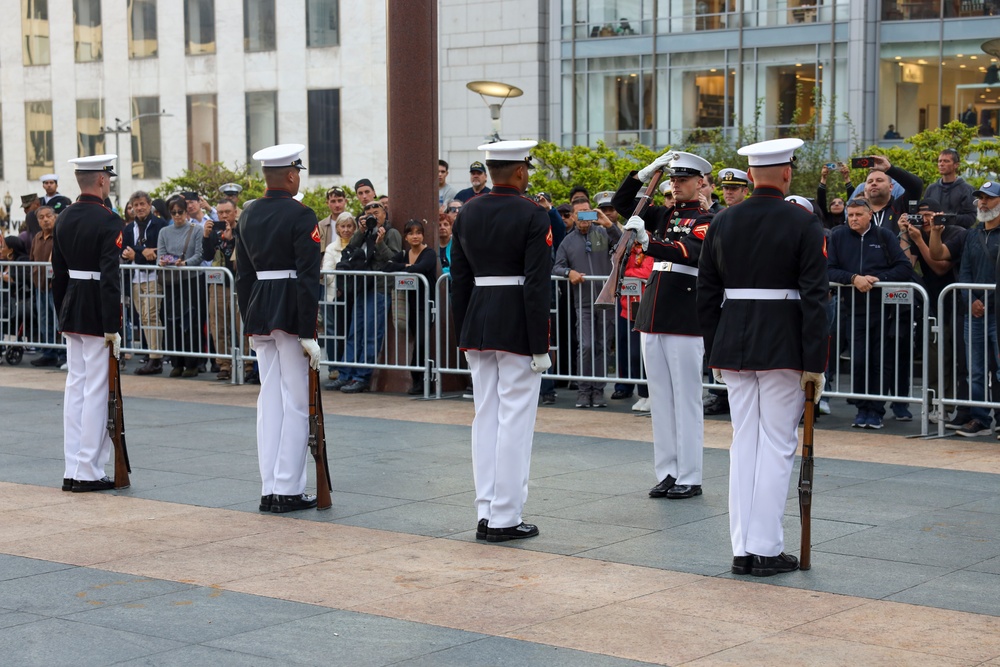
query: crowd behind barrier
[{"left": 5, "top": 257, "right": 998, "bottom": 434}]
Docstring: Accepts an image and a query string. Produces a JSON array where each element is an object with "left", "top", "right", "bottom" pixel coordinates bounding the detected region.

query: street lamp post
[
  {"left": 100, "top": 110, "right": 171, "bottom": 209},
  {"left": 466, "top": 80, "right": 524, "bottom": 142}
]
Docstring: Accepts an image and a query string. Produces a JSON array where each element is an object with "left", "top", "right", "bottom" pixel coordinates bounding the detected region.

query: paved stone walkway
[{"left": 1, "top": 364, "right": 999, "bottom": 665}]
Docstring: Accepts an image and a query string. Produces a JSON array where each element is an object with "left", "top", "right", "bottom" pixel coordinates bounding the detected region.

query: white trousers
[
  {"left": 63, "top": 334, "right": 113, "bottom": 481},
  {"left": 724, "top": 369, "right": 803, "bottom": 557},
  {"left": 468, "top": 350, "right": 542, "bottom": 528},
  {"left": 641, "top": 333, "right": 704, "bottom": 486},
  {"left": 253, "top": 331, "right": 309, "bottom": 496}
]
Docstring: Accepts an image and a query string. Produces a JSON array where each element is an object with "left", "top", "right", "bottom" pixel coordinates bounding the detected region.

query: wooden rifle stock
[
  {"left": 594, "top": 170, "right": 665, "bottom": 308},
  {"left": 798, "top": 381, "right": 815, "bottom": 570},
  {"left": 107, "top": 351, "right": 131, "bottom": 489},
  {"left": 308, "top": 368, "right": 333, "bottom": 510}
]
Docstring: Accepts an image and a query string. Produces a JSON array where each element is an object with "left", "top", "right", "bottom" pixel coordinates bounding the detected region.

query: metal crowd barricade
[
  {"left": 0, "top": 261, "right": 244, "bottom": 382},
  {"left": 432, "top": 272, "right": 648, "bottom": 398},
  {"left": 934, "top": 283, "right": 1000, "bottom": 437},
  {"left": 826, "top": 281, "right": 931, "bottom": 434},
  {"left": 0, "top": 261, "right": 54, "bottom": 365},
  {"left": 319, "top": 269, "right": 433, "bottom": 397}
]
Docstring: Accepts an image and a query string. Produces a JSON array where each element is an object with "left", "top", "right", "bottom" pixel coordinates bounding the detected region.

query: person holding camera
[
  {"left": 903, "top": 199, "right": 970, "bottom": 427},
  {"left": 816, "top": 163, "right": 852, "bottom": 229},
  {"left": 234, "top": 144, "right": 322, "bottom": 514},
  {"left": 329, "top": 199, "right": 401, "bottom": 394},
  {"left": 613, "top": 151, "right": 714, "bottom": 501},
  {"left": 860, "top": 155, "right": 923, "bottom": 236},
  {"left": 552, "top": 200, "right": 620, "bottom": 408}
]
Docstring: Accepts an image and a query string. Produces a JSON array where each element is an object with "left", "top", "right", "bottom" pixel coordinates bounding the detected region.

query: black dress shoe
[
  {"left": 750, "top": 552, "right": 799, "bottom": 577},
  {"left": 325, "top": 377, "right": 350, "bottom": 391},
  {"left": 135, "top": 359, "right": 163, "bottom": 375},
  {"left": 31, "top": 356, "right": 59, "bottom": 367},
  {"left": 704, "top": 396, "right": 730, "bottom": 416},
  {"left": 731, "top": 556, "right": 752, "bottom": 575},
  {"left": 476, "top": 518, "right": 487, "bottom": 540},
  {"left": 665, "top": 484, "right": 702, "bottom": 499},
  {"left": 71, "top": 477, "right": 115, "bottom": 493},
  {"left": 259, "top": 495, "right": 273, "bottom": 512},
  {"left": 648, "top": 475, "right": 677, "bottom": 498},
  {"left": 271, "top": 493, "right": 318, "bottom": 513},
  {"left": 486, "top": 522, "right": 539, "bottom": 542},
  {"left": 62, "top": 478, "right": 74, "bottom": 492},
  {"left": 610, "top": 390, "right": 633, "bottom": 400}
]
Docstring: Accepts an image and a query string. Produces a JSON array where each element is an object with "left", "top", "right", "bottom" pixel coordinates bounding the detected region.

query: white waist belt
[
  {"left": 476, "top": 276, "right": 525, "bottom": 286},
  {"left": 725, "top": 288, "right": 800, "bottom": 300},
  {"left": 651, "top": 261, "right": 698, "bottom": 277},
  {"left": 257, "top": 270, "right": 298, "bottom": 280},
  {"left": 68, "top": 270, "right": 100, "bottom": 281}
]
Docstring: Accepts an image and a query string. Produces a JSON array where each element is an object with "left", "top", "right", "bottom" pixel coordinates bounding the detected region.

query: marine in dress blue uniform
[
  {"left": 234, "top": 144, "right": 323, "bottom": 514},
  {"left": 450, "top": 140, "right": 552, "bottom": 542},
  {"left": 613, "top": 152, "right": 714, "bottom": 500},
  {"left": 697, "top": 138, "right": 828, "bottom": 577},
  {"left": 51, "top": 155, "right": 124, "bottom": 492}
]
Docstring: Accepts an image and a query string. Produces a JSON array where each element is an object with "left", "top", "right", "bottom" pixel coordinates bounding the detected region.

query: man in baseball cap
[{"left": 455, "top": 160, "right": 492, "bottom": 203}]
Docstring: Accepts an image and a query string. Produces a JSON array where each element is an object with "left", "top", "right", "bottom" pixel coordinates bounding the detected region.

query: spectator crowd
[{"left": 4, "top": 149, "right": 1000, "bottom": 439}]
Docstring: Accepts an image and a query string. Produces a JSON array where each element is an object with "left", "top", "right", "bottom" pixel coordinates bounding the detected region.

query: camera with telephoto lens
[{"left": 364, "top": 215, "right": 378, "bottom": 232}]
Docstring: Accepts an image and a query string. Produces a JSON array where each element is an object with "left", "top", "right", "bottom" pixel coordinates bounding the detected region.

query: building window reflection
[
  {"left": 187, "top": 94, "right": 218, "bottom": 168},
  {"left": 306, "top": 0, "right": 338, "bottom": 47},
  {"left": 569, "top": 0, "right": 652, "bottom": 38},
  {"left": 22, "top": 0, "right": 50, "bottom": 66},
  {"left": 878, "top": 41, "right": 1000, "bottom": 137},
  {"left": 128, "top": 0, "right": 158, "bottom": 59},
  {"left": 25, "top": 101, "right": 54, "bottom": 181},
  {"left": 246, "top": 91, "right": 278, "bottom": 170},
  {"left": 568, "top": 57, "right": 653, "bottom": 146},
  {"left": 244, "top": 0, "right": 276, "bottom": 52},
  {"left": 185, "top": 0, "right": 215, "bottom": 55},
  {"left": 767, "top": 64, "right": 818, "bottom": 137},
  {"left": 131, "top": 97, "right": 163, "bottom": 180},
  {"left": 73, "top": 0, "right": 102, "bottom": 63},
  {"left": 76, "top": 99, "right": 105, "bottom": 157}
]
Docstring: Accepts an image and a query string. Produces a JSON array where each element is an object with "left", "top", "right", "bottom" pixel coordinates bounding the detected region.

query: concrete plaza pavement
[{"left": 1, "top": 362, "right": 1000, "bottom": 666}]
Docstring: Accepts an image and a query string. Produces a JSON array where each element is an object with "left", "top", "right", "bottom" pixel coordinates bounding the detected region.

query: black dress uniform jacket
[
  {"left": 611, "top": 171, "right": 712, "bottom": 335},
  {"left": 234, "top": 189, "right": 321, "bottom": 339},
  {"left": 51, "top": 194, "right": 123, "bottom": 336},
  {"left": 697, "top": 185, "right": 829, "bottom": 373},
  {"left": 451, "top": 184, "right": 552, "bottom": 356}
]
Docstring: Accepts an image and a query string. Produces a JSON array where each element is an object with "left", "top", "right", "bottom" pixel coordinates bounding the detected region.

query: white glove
[
  {"left": 712, "top": 369, "right": 724, "bottom": 384},
  {"left": 637, "top": 153, "right": 674, "bottom": 184},
  {"left": 104, "top": 333, "right": 121, "bottom": 360},
  {"left": 800, "top": 371, "right": 825, "bottom": 404},
  {"left": 624, "top": 216, "right": 649, "bottom": 250},
  {"left": 247, "top": 335, "right": 257, "bottom": 351},
  {"left": 530, "top": 353, "right": 551, "bottom": 374},
  {"left": 300, "top": 338, "right": 321, "bottom": 371}
]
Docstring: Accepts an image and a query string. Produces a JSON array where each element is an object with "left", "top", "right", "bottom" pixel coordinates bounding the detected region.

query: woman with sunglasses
[{"left": 157, "top": 195, "right": 204, "bottom": 377}]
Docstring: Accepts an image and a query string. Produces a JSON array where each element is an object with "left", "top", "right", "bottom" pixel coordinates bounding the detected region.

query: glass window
[
  {"left": 131, "top": 97, "right": 163, "bottom": 180},
  {"left": 0, "top": 106, "right": 4, "bottom": 181},
  {"left": 25, "top": 101, "right": 54, "bottom": 181},
  {"left": 881, "top": 40, "right": 1000, "bottom": 138},
  {"left": 246, "top": 91, "right": 278, "bottom": 170},
  {"left": 76, "top": 99, "right": 105, "bottom": 157},
  {"left": 572, "top": 0, "right": 653, "bottom": 38},
  {"left": 665, "top": 52, "right": 734, "bottom": 144},
  {"left": 881, "top": 1, "right": 940, "bottom": 20},
  {"left": 22, "top": 0, "right": 50, "bottom": 66},
  {"left": 244, "top": 0, "right": 276, "bottom": 52},
  {"left": 185, "top": 0, "right": 215, "bottom": 55},
  {"left": 73, "top": 0, "right": 102, "bottom": 62},
  {"left": 658, "top": 0, "right": 738, "bottom": 33},
  {"left": 306, "top": 0, "right": 339, "bottom": 47},
  {"left": 569, "top": 56, "right": 654, "bottom": 146},
  {"left": 187, "top": 94, "right": 218, "bottom": 168},
  {"left": 307, "top": 89, "right": 341, "bottom": 175},
  {"left": 766, "top": 64, "right": 819, "bottom": 137},
  {"left": 128, "top": 0, "right": 158, "bottom": 59}
]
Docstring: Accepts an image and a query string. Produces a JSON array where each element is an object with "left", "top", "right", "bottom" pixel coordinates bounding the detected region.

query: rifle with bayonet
[
  {"left": 107, "top": 351, "right": 131, "bottom": 489},
  {"left": 308, "top": 367, "right": 333, "bottom": 510},
  {"left": 798, "top": 381, "right": 815, "bottom": 570}
]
